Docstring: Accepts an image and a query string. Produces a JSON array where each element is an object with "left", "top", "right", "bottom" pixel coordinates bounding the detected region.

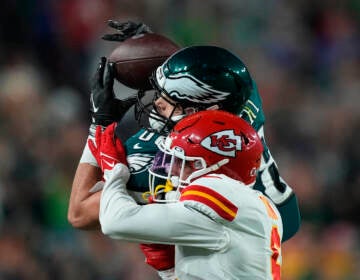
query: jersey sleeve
[
  {"left": 238, "top": 80, "right": 265, "bottom": 131},
  {"left": 254, "top": 126, "right": 301, "bottom": 241},
  {"left": 239, "top": 80, "right": 300, "bottom": 241},
  {"left": 124, "top": 129, "right": 160, "bottom": 203},
  {"left": 99, "top": 164, "right": 228, "bottom": 250}
]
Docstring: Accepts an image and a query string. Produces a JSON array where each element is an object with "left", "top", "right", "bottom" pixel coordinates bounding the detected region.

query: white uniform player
[
  {"left": 94, "top": 110, "right": 283, "bottom": 279},
  {"left": 100, "top": 169, "right": 282, "bottom": 280}
]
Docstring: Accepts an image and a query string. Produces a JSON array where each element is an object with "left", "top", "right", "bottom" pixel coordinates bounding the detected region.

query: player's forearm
[
  {"left": 99, "top": 164, "right": 178, "bottom": 242},
  {"left": 99, "top": 163, "right": 154, "bottom": 241},
  {"left": 68, "top": 163, "right": 103, "bottom": 230},
  {"left": 256, "top": 127, "right": 301, "bottom": 240},
  {"left": 276, "top": 193, "right": 301, "bottom": 242},
  {"left": 100, "top": 165, "right": 227, "bottom": 248}
]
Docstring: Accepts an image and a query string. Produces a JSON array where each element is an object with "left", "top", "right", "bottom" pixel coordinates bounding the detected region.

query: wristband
[
  {"left": 79, "top": 135, "right": 99, "bottom": 167},
  {"left": 89, "top": 124, "right": 103, "bottom": 137}
]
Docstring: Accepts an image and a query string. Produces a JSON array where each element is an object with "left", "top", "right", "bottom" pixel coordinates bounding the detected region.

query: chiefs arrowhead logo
[{"left": 201, "top": 130, "right": 242, "bottom": 157}]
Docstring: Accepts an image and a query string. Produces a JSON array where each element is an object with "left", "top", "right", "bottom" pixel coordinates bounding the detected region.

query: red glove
[
  {"left": 139, "top": 243, "right": 175, "bottom": 271},
  {"left": 88, "top": 123, "right": 127, "bottom": 172}
]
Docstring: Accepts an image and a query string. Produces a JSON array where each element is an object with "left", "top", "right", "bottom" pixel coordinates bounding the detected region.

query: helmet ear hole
[
  {"left": 241, "top": 133, "right": 250, "bottom": 145},
  {"left": 192, "top": 160, "right": 203, "bottom": 170}
]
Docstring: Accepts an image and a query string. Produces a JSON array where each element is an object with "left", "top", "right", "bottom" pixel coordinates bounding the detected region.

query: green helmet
[
  {"left": 135, "top": 45, "right": 254, "bottom": 133},
  {"left": 154, "top": 45, "right": 253, "bottom": 114}
]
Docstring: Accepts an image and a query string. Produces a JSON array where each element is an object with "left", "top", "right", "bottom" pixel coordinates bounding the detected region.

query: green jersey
[{"left": 124, "top": 128, "right": 161, "bottom": 204}]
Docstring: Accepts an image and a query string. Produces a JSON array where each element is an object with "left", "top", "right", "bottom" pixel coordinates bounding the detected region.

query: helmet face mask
[
  {"left": 148, "top": 136, "right": 227, "bottom": 203},
  {"left": 147, "top": 110, "right": 263, "bottom": 203},
  {"left": 135, "top": 77, "right": 186, "bottom": 135},
  {"left": 135, "top": 45, "right": 254, "bottom": 134}
]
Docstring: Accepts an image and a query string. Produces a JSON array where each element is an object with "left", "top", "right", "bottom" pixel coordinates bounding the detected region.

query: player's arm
[
  {"left": 256, "top": 126, "right": 301, "bottom": 241},
  {"left": 68, "top": 163, "right": 103, "bottom": 229},
  {"left": 67, "top": 57, "right": 135, "bottom": 230},
  {"left": 84, "top": 123, "right": 225, "bottom": 247},
  {"left": 100, "top": 163, "right": 227, "bottom": 249}
]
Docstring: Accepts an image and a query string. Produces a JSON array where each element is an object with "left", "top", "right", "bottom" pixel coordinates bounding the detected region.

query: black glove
[
  {"left": 102, "top": 20, "right": 152, "bottom": 42},
  {"left": 89, "top": 57, "right": 137, "bottom": 128}
]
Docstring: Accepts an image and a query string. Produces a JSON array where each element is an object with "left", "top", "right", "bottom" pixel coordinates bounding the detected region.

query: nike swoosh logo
[
  {"left": 133, "top": 143, "right": 142, "bottom": 149},
  {"left": 102, "top": 159, "right": 116, "bottom": 168},
  {"left": 100, "top": 152, "right": 119, "bottom": 161},
  {"left": 91, "top": 94, "right": 99, "bottom": 112},
  {"left": 100, "top": 152, "right": 119, "bottom": 169}
]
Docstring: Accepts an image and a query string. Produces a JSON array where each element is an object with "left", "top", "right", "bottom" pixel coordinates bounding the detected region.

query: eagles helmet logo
[
  {"left": 200, "top": 130, "right": 242, "bottom": 157},
  {"left": 156, "top": 67, "right": 230, "bottom": 104}
]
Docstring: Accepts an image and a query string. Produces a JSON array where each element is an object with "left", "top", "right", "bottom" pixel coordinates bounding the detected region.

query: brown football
[{"left": 108, "top": 33, "right": 180, "bottom": 90}]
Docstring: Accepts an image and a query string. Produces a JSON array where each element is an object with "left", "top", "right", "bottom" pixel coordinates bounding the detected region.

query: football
[{"left": 108, "top": 33, "right": 180, "bottom": 90}]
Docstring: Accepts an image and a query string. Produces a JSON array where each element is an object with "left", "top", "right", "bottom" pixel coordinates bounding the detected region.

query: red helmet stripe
[{"left": 180, "top": 185, "right": 238, "bottom": 221}]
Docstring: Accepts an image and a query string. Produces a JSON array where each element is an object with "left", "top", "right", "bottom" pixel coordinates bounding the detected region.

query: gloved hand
[
  {"left": 102, "top": 20, "right": 152, "bottom": 42},
  {"left": 89, "top": 57, "right": 137, "bottom": 129},
  {"left": 139, "top": 243, "right": 175, "bottom": 271},
  {"left": 88, "top": 123, "right": 127, "bottom": 173}
]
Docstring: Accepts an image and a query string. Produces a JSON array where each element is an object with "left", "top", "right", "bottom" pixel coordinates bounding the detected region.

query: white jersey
[{"left": 100, "top": 164, "right": 283, "bottom": 280}]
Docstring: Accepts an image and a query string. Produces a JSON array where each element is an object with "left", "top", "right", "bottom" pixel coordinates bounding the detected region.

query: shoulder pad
[{"left": 238, "top": 81, "right": 265, "bottom": 131}]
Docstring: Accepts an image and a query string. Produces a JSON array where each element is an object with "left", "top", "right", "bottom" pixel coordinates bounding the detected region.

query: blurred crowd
[{"left": 0, "top": 0, "right": 358, "bottom": 279}]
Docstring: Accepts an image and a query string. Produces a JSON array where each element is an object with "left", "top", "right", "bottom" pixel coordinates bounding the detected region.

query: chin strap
[
  {"left": 142, "top": 179, "right": 174, "bottom": 203},
  {"left": 154, "top": 179, "right": 174, "bottom": 194}
]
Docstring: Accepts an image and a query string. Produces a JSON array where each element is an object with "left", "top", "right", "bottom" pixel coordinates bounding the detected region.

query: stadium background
[{"left": 0, "top": 0, "right": 358, "bottom": 279}]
